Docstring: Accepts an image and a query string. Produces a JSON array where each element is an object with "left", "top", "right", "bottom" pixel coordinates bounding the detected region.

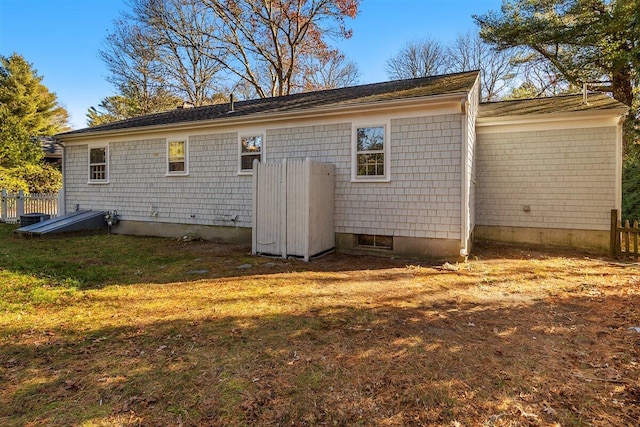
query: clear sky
[{"left": 0, "top": 0, "right": 503, "bottom": 130}]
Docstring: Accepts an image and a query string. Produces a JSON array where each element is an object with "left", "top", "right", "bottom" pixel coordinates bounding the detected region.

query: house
[{"left": 55, "top": 71, "right": 627, "bottom": 260}]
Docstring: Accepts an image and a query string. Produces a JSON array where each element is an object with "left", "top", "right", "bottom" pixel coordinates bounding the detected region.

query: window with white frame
[
  {"left": 239, "top": 134, "right": 262, "bottom": 172},
  {"left": 167, "top": 139, "right": 188, "bottom": 175},
  {"left": 353, "top": 124, "right": 388, "bottom": 181},
  {"left": 88, "top": 144, "right": 108, "bottom": 183}
]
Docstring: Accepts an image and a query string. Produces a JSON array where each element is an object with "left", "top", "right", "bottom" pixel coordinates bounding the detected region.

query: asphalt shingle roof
[
  {"left": 58, "top": 71, "right": 479, "bottom": 137},
  {"left": 478, "top": 93, "right": 627, "bottom": 118}
]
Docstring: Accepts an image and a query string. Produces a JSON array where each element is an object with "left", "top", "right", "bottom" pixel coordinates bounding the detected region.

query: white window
[
  {"left": 352, "top": 123, "right": 390, "bottom": 181},
  {"left": 167, "top": 139, "right": 188, "bottom": 175},
  {"left": 88, "top": 144, "right": 108, "bottom": 183},
  {"left": 239, "top": 134, "right": 262, "bottom": 172}
]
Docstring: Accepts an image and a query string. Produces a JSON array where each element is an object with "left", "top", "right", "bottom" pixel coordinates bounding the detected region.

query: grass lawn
[{"left": 0, "top": 224, "right": 639, "bottom": 426}]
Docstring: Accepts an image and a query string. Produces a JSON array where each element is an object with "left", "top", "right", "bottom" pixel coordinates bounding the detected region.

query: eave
[
  {"left": 477, "top": 107, "right": 628, "bottom": 128},
  {"left": 56, "top": 91, "right": 470, "bottom": 143}
]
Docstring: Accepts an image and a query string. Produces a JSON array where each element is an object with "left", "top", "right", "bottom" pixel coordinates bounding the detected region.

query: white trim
[
  {"left": 59, "top": 103, "right": 461, "bottom": 146},
  {"left": 237, "top": 131, "right": 265, "bottom": 175},
  {"left": 166, "top": 138, "right": 189, "bottom": 176},
  {"left": 460, "top": 99, "right": 469, "bottom": 258},
  {"left": 87, "top": 142, "right": 109, "bottom": 184},
  {"left": 351, "top": 121, "right": 391, "bottom": 183},
  {"left": 477, "top": 110, "right": 627, "bottom": 133}
]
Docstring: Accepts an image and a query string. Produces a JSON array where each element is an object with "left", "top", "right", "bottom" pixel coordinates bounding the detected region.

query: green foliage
[
  {"left": 622, "top": 145, "right": 640, "bottom": 220},
  {"left": 0, "top": 167, "right": 29, "bottom": 192},
  {"left": 474, "top": 0, "right": 639, "bottom": 106},
  {"left": 0, "top": 53, "right": 70, "bottom": 137},
  {"left": 86, "top": 89, "right": 181, "bottom": 127},
  {"left": 86, "top": 95, "right": 139, "bottom": 127},
  {"left": 0, "top": 116, "right": 43, "bottom": 168},
  {"left": 0, "top": 53, "right": 69, "bottom": 191},
  {"left": 0, "top": 164, "right": 62, "bottom": 193}
]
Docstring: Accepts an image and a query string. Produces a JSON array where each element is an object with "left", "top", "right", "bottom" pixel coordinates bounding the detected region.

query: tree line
[{"left": 1, "top": 0, "right": 637, "bottom": 207}]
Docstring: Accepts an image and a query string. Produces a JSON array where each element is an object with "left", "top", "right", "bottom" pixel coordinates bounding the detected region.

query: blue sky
[{"left": 0, "top": 0, "right": 503, "bottom": 129}]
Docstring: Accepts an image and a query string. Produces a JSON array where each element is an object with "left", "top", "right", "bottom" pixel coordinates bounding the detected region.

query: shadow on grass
[
  {"left": 0, "top": 223, "right": 623, "bottom": 292},
  {"left": 2, "top": 292, "right": 639, "bottom": 426}
]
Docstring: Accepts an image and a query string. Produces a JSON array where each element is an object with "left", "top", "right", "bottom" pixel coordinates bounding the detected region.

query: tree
[
  {"left": 87, "top": 95, "right": 139, "bottom": 127},
  {"left": 87, "top": 85, "right": 183, "bottom": 127},
  {"left": 445, "top": 32, "right": 518, "bottom": 101},
  {"left": 505, "top": 54, "right": 577, "bottom": 99},
  {"left": 0, "top": 53, "right": 69, "bottom": 168},
  {"left": 0, "top": 54, "right": 66, "bottom": 192},
  {"left": 474, "top": 0, "right": 639, "bottom": 108},
  {"left": 301, "top": 52, "right": 360, "bottom": 91},
  {"left": 385, "top": 38, "right": 448, "bottom": 80},
  {"left": 0, "top": 54, "right": 69, "bottom": 137},
  {"left": 122, "top": 0, "right": 227, "bottom": 106},
  {"left": 101, "top": 19, "right": 175, "bottom": 115},
  {"left": 201, "top": 0, "right": 360, "bottom": 97}
]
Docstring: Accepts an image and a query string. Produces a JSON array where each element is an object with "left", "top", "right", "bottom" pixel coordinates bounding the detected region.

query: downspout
[
  {"left": 55, "top": 138, "right": 66, "bottom": 215},
  {"left": 460, "top": 97, "right": 470, "bottom": 260}
]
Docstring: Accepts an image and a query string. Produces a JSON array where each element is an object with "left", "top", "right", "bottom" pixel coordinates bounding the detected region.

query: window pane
[
  {"left": 169, "top": 161, "right": 185, "bottom": 172},
  {"left": 241, "top": 154, "right": 260, "bottom": 170},
  {"left": 357, "top": 126, "right": 384, "bottom": 151},
  {"left": 90, "top": 165, "right": 105, "bottom": 180},
  {"left": 168, "top": 141, "right": 185, "bottom": 161},
  {"left": 357, "top": 234, "right": 393, "bottom": 249},
  {"left": 242, "top": 135, "right": 262, "bottom": 153},
  {"left": 90, "top": 147, "right": 105, "bottom": 164},
  {"left": 357, "top": 153, "right": 384, "bottom": 176}
]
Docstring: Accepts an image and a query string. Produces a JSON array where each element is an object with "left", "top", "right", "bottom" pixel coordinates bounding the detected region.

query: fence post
[
  {"left": 611, "top": 209, "right": 619, "bottom": 257},
  {"left": 1, "top": 189, "right": 6, "bottom": 222},
  {"left": 16, "top": 189, "right": 25, "bottom": 221}
]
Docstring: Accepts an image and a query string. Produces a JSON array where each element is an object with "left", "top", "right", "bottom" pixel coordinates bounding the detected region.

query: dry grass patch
[{"left": 0, "top": 226, "right": 639, "bottom": 426}]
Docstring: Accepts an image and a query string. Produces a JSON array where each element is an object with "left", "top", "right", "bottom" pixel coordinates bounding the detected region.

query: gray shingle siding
[{"left": 64, "top": 113, "right": 464, "bottom": 240}]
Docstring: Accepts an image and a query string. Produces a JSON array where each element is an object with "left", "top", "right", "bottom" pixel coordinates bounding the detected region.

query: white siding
[{"left": 476, "top": 126, "right": 617, "bottom": 231}]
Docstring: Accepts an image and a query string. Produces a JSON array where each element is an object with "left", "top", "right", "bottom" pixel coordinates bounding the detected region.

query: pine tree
[{"left": 0, "top": 53, "right": 69, "bottom": 168}]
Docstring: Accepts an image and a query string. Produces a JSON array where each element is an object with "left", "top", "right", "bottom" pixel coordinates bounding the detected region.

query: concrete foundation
[
  {"left": 475, "top": 225, "right": 610, "bottom": 253},
  {"left": 336, "top": 233, "right": 462, "bottom": 262},
  {"left": 112, "top": 220, "right": 252, "bottom": 245}
]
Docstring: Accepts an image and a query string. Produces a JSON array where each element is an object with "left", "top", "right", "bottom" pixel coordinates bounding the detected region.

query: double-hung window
[
  {"left": 239, "top": 134, "right": 262, "bottom": 172},
  {"left": 88, "top": 144, "right": 109, "bottom": 183},
  {"left": 352, "top": 123, "right": 389, "bottom": 181},
  {"left": 167, "top": 139, "right": 188, "bottom": 175}
]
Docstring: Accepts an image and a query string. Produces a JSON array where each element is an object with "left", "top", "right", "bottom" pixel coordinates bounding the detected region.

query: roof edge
[
  {"left": 57, "top": 91, "right": 470, "bottom": 142},
  {"left": 477, "top": 107, "right": 628, "bottom": 127}
]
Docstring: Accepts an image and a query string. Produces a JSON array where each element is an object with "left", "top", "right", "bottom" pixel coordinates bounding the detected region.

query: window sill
[
  {"left": 166, "top": 173, "right": 189, "bottom": 177},
  {"left": 88, "top": 181, "right": 110, "bottom": 185},
  {"left": 351, "top": 176, "right": 391, "bottom": 183},
  {"left": 237, "top": 170, "right": 254, "bottom": 176}
]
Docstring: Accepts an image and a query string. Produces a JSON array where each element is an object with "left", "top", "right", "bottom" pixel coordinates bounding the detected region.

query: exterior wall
[
  {"left": 475, "top": 125, "right": 619, "bottom": 250},
  {"left": 63, "top": 108, "right": 465, "bottom": 258},
  {"left": 266, "top": 115, "right": 463, "bottom": 241},
  {"left": 65, "top": 133, "right": 253, "bottom": 230}
]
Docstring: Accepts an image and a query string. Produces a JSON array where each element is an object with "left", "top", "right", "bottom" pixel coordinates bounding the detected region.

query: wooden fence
[
  {"left": 1, "top": 189, "right": 60, "bottom": 224},
  {"left": 611, "top": 209, "right": 640, "bottom": 258}
]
